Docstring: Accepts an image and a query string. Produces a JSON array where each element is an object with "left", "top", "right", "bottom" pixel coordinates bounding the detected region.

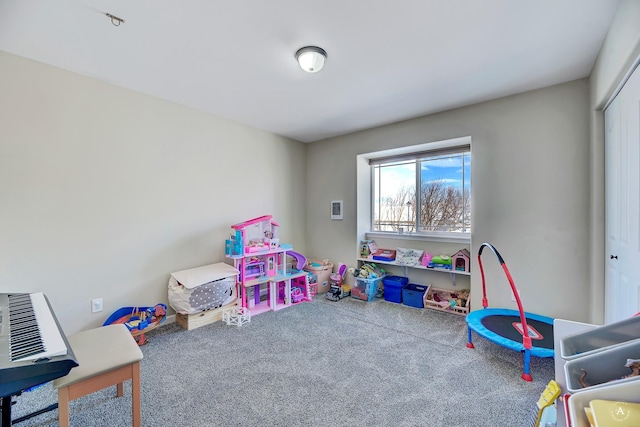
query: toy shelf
[
  {"left": 357, "top": 256, "right": 471, "bottom": 315},
  {"left": 357, "top": 257, "right": 470, "bottom": 285}
]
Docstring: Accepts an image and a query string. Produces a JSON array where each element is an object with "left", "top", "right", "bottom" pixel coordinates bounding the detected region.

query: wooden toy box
[
  {"left": 423, "top": 287, "right": 470, "bottom": 315},
  {"left": 175, "top": 300, "right": 237, "bottom": 330}
]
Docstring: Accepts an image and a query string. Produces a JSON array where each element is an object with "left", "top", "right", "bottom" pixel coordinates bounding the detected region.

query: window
[{"left": 371, "top": 144, "right": 471, "bottom": 236}]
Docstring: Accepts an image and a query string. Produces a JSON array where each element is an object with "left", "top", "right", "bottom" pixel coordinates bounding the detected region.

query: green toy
[{"left": 431, "top": 255, "right": 452, "bottom": 265}]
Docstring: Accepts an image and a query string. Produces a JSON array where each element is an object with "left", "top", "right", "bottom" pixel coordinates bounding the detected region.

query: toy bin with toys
[
  {"left": 383, "top": 275, "right": 409, "bottom": 303},
  {"left": 423, "top": 287, "right": 470, "bottom": 315},
  {"left": 402, "top": 283, "right": 430, "bottom": 308},
  {"left": 351, "top": 262, "right": 385, "bottom": 301},
  {"left": 567, "top": 378, "right": 640, "bottom": 427},
  {"left": 303, "top": 259, "right": 333, "bottom": 294},
  {"left": 564, "top": 339, "right": 640, "bottom": 394},
  {"left": 351, "top": 276, "right": 384, "bottom": 301}
]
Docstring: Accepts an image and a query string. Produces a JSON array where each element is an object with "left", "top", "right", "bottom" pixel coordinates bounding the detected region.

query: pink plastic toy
[{"left": 421, "top": 252, "right": 433, "bottom": 267}]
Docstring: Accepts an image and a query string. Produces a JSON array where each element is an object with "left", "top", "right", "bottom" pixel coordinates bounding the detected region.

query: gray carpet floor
[{"left": 10, "top": 297, "right": 555, "bottom": 426}]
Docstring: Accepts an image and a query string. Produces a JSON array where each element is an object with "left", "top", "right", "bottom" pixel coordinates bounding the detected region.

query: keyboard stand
[
  {"left": 1, "top": 396, "right": 10, "bottom": 427},
  {"left": 1, "top": 393, "right": 58, "bottom": 426}
]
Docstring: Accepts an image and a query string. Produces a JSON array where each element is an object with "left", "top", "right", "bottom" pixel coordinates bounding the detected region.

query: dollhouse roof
[
  {"left": 231, "top": 215, "right": 279, "bottom": 230},
  {"left": 453, "top": 248, "right": 471, "bottom": 259}
]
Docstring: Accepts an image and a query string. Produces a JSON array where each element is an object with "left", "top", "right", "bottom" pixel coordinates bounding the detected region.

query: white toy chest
[{"left": 168, "top": 263, "right": 239, "bottom": 329}]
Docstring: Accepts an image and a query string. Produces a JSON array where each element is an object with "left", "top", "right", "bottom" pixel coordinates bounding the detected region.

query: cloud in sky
[
  {"left": 377, "top": 154, "right": 470, "bottom": 198},
  {"left": 378, "top": 163, "right": 415, "bottom": 198}
]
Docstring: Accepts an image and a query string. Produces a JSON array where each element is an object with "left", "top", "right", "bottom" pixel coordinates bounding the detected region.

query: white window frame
[{"left": 356, "top": 137, "right": 471, "bottom": 244}]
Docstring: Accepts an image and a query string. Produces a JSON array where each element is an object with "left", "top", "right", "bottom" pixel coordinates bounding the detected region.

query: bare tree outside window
[
  {"left": 419, "top": 180, "right": 468, "bottom": 232},
  {"left": 373, "top": 150, "right": 470, "bottom": 234},
  {"left": 375, "top": 185, "right": 415, "bottom": 232}
]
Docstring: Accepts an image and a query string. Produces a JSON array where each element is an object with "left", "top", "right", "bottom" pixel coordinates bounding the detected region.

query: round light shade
[{"left": 295, "top": 46, "right": 327, "bottom": 73}]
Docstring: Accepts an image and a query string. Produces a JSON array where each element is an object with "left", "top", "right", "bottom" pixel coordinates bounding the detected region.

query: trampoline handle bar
[
  {"left": 477, "top": 242, "right": 505, "bottom": 264},
  {"left": 477, "top": 242, "right": 532, "bottom": 350}
]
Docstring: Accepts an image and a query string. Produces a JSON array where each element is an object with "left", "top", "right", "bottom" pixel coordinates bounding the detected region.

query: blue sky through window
[
  {"left": 421, "top": 154, "right": 470, "bottom": 191},
  {"left": 378, "top": 154, "right": 470, "bottom": 199}
]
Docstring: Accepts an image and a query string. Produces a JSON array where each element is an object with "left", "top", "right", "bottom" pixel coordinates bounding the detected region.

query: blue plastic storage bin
[
  {"left": 402, "top": 284, "right": 430, "bottom": 308},
  {"left": 351, "top": 275, "right": 385, "bottom": 301},
  {"left": 383, "top": 276, "right": 409, "bottom": 303}
]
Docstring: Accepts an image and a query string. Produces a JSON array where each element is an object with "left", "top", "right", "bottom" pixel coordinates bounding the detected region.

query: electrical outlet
[
  {"left": 91, "top": 298, "right": 103, "bottom": 313},
  {"left": 511, "top": 289, "right": 520, "bottom": 302}
]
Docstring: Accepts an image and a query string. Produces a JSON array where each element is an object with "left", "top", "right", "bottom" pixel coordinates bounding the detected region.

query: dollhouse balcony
[
  {"left": 242, "top": 269, "right": 307, "bottom": 288},
  {"left": 226, "top": 244, "right": 293, "bottom": 259}
]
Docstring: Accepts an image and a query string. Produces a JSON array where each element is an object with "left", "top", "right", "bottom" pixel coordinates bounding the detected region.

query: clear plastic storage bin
[
  {"left": 560, "top": 316, "right": 640, "bottom": 361},
  {"left": 564, "top": 339, "right": 640, "bottom": 394}
]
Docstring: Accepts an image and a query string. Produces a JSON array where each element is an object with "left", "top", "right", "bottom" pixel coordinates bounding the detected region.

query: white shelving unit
[
  {"left": 357, "top": 257, "right": 470, "bottom": 285},
  {"left": 357, "top": 256, "right": 471, "bottom": 315}
]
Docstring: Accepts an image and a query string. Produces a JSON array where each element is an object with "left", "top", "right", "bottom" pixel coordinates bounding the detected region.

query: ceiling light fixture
[
  {"left": 106, "top": 13, "right": 125, "bottom": 27},
  {"left": 295, "top": 46, "right": 327, "bottom": 73}
]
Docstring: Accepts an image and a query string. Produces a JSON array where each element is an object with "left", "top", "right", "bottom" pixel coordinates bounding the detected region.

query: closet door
[{"left": 604, "top": 65, "right": 640, "bottom": 323}]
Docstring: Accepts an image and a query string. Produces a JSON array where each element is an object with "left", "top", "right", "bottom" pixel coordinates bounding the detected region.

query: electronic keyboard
[{"left": 0, "top": 292, "right": 77, "bottom": 426}]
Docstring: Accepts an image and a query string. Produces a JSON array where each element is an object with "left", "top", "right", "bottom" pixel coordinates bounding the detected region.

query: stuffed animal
[{"left": 453, "top": 289, "right": 470, "bottom": 307}]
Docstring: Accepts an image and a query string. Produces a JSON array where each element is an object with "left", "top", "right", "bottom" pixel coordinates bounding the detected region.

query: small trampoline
[{"left": 466, "top": 243, "right": 554, "bottom": 382}]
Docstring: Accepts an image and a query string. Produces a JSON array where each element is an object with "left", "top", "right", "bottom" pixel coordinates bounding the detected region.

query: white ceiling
[{"left": 0, "top": 0, "right": 621, "bottom": 143}]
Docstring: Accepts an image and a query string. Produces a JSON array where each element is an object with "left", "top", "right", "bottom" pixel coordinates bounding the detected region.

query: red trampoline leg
[{"left": 466, "top": 326, "right": 475, "bottom": 348}]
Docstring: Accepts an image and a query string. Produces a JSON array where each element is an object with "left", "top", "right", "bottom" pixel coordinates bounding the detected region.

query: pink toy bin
[{"left": 303, "top": 259, "right": 333, "bottom": 294}]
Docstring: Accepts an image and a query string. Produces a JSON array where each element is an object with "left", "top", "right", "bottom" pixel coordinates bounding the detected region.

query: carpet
[{"left": 9, "top": 297, "right": 555, "bottom": 426}]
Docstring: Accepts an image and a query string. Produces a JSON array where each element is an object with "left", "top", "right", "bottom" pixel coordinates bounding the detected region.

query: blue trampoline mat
[{"left": 467, "top": 308, "right": 554, "bottom": 358}]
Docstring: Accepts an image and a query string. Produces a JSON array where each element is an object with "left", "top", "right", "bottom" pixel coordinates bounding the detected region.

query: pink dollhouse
[{"left": 225, "top": 215, "right": 311, "bottom": 316}]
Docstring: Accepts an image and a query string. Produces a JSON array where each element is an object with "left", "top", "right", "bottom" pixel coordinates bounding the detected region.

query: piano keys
[
  {"left": 6, "top": 293, "right": 68, "bottom": 362},
  {"left": 0, "top": 292, "right": 77, "bottom": 407}
]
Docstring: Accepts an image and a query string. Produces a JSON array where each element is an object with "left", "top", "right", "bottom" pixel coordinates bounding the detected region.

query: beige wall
[
  {"left": 307, "top": 80, "right": 591, "bottom": 321},
  {"left": 588, "top": 0, "right": 640, "bottom": 323},
  {"left": 307, "top": 1, "right": 640, "bottom": 324},
  {"left": 0, "top": 52, "right": 307, "bottom": 335},
  {"left": 3, "top": 1, "right": 639, "bottom": 334}
]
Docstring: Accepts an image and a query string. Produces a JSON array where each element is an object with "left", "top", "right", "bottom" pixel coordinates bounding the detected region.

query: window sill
[{"left": 365, "top": 231, "right": 471, "bottom": 245}]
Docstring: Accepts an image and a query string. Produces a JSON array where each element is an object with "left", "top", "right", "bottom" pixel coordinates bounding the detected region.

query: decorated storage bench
[{"left": 168, "top": 262, "right": 240, "bottom": 330}]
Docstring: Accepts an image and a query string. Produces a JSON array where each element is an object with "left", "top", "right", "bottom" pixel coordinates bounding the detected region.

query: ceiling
[{"left": 0, "top": 1, "right": 621, "bottom": 143}]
